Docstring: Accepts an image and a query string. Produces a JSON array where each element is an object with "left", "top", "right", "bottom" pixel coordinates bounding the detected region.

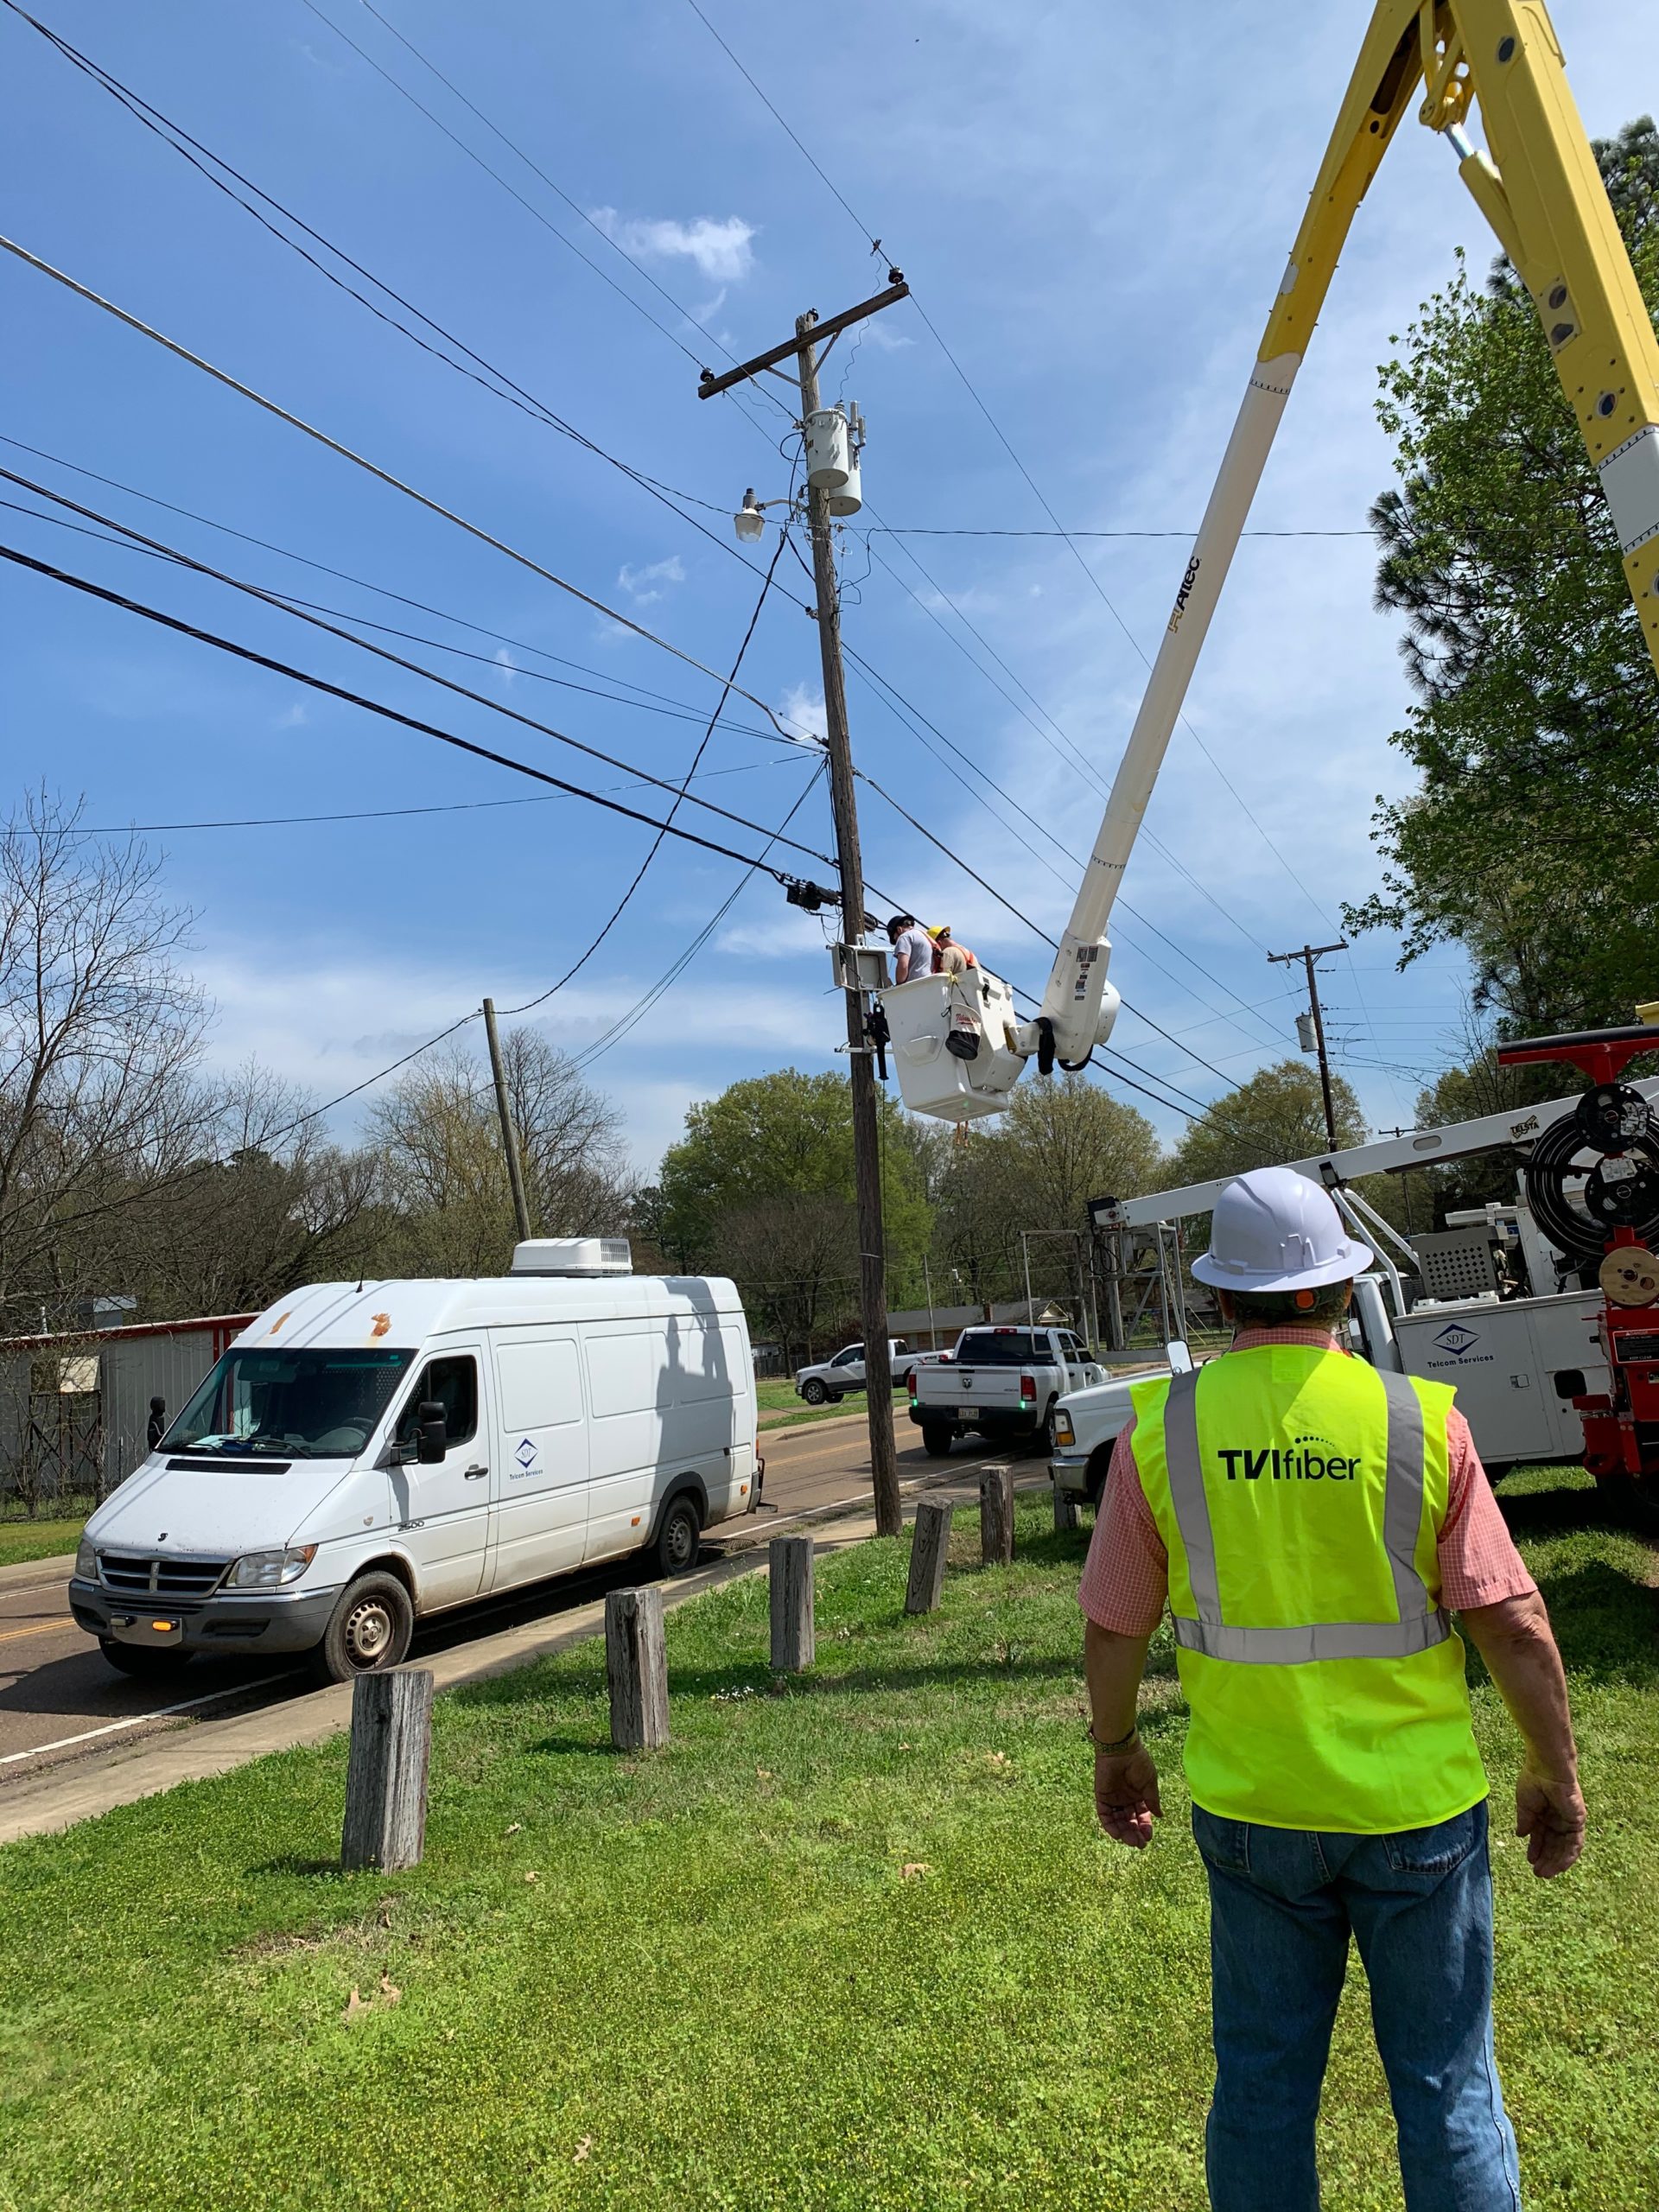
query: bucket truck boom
[{"left": 883, "top": 0, "right": 1659, "bottom": 1125}]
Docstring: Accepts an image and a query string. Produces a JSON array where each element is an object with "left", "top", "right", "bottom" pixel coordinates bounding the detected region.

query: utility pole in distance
[
  {"left": 698, "top": 277, "right": 908, "bottom": 1536},
  {"left": 1268, "top": 940, "right": 1347, "bottom": 1151},
  {"left": 482, "top": 996, "right": 533, "bottom": 1246}
]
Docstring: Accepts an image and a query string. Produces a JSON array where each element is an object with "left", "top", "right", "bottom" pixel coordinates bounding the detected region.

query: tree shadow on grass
[
  {"left": 1496, "top": 1481, "right": 1632, "bottom": 1544},
  {"left": 662, "top": 1651, "right": 1080, "bottom": 1703},
  {"left": 1519, "top": 1559, "right": 1659, "bottom": 1686}
]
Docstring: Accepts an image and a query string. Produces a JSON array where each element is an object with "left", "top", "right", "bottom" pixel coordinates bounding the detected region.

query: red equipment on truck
[{"left": 1500, "top": 1022, "right": 1659, "bottom": 1490}]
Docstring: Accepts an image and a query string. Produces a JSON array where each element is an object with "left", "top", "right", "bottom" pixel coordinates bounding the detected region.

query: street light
[{"left": 734, "top": 488, "right": 766, "bottom": 543}]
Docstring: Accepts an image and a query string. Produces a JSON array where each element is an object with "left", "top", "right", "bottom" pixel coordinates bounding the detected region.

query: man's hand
[
  {"left": 1094, "top": 1741, "right": 1162, "bottom": 1848},
  {"left": 1516, "top": 1763, "right": 1586, "bottom": 1878}
]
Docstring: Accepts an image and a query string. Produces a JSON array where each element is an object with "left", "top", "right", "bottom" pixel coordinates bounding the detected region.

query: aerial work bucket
[{"left": 880, "top": 967, "right": 1027, "bottom": 1123}]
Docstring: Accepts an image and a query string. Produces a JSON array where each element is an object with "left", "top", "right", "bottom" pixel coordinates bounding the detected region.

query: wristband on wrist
[{"left": 1088, "top": 1721, "right": 1141, "bottom": 1755}]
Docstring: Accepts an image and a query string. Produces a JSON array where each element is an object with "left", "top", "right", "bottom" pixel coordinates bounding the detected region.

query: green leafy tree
[
  {"left": 931, "top": 1077, "right": 1164, "bottom": 1316},
  {"left": 1169, "top": 1062, "right": 1367, "bottom": 1186},
  {"left": 656, "top": 1071, "right": 931, "bottom": 1359},
  {"left": 1348, "top": 118, "right": 1659, "bottom": 1033}
]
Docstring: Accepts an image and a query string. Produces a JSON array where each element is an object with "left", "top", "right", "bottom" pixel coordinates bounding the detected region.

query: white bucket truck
[
  {"left": 1050, "top": 1081, "right": 1659, "bottom": 1509},
  {"left": 68, "top": 1240, "right": 759, "bottom": 1683}
]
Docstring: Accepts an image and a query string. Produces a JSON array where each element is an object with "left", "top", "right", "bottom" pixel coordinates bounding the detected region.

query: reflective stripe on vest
[{"left": 1160, "top": 1364, "right": 1451, "bottom": 1665}]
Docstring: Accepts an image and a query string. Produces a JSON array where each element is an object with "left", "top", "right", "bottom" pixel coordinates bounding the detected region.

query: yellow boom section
[{"left": 1257, "top": 0, "right": 1659, "bottom": 678}]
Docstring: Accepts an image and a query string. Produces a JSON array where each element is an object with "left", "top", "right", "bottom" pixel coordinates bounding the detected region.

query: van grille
[{"left": 99, "top": 1553, "right": 232, "bottom": 1599}]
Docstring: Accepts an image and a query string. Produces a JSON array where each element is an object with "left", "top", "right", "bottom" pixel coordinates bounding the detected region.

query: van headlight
[
  {"left": 1051, "top": 1409, "right": 1076, "bottom": 1447},
  {"left": 227, "top": 1545, "right": 317, "bottom": 1590},
  {"left": 74, "top": 1536, "right": 97, "bottom": 1581}
]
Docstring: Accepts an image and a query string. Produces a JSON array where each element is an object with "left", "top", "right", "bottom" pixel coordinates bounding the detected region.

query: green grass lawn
[
  {"left": 0, "top": 1516, "right": 85, "bottom": 1569},
  {"left": 755, "top": 1376, "right": 910, "bottom": 1432},
  {"left": 0, "top": 1466, "right": 1654, "bottom": 2211}
]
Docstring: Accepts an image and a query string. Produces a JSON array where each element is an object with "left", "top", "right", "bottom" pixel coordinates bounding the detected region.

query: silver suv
[{"left": 794, "top": 1339, "right": 920, "bottom": 1406}]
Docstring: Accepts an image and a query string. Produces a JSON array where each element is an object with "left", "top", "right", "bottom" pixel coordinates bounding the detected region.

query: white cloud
[
  {"left": 273, "top": 702, "right": 308, "bottom": 729},
  {"left": 617, "top": 555, "right": 686, "bottom": 607},
  {"left": 588, "top": 209, "right": 757, "bottom": 284},
  {"left": 492, "top": 646, "right": 517, "bottom": 685},
  {"left": 778, "top": 683, "right": 826, "bottom": 741}
]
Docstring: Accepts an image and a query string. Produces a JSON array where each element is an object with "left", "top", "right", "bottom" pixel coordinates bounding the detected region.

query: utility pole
[
  {"left": 482, "top": 996, "right": 533, "bottom": 1246},
  {"left": 1268, "top": 940, "right": 1347, "bottom": 1151},
  {"left": 698, "top": 278, "right": 908, "bottom": 1535}
]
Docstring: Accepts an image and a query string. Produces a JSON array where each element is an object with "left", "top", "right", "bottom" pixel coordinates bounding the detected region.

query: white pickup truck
[{"left": 910, "top": 1325, "right": 1103, "bottom": 1457}]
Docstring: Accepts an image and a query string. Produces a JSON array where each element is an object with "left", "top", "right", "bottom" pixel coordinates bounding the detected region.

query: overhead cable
[
  {"left": 0, "top": 232, "right": 810, "bottom": 743},
  {"left": 0, "top": 434, "right": 786, "bottom": 742},
  {"left": 0, "top": 1, "right": 787, "bottom": 571},
  {"left": 2, "top": 467, "right": 836, "bottom": 870},
  {"left": 0, "top": 541, "right": 828, "bottom": 884},
  {"left": 678, "top": 2, "right": 1349, "bottom": 942}
]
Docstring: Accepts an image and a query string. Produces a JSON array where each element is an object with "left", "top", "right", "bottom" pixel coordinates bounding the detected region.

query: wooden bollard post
[
  {"left": 980, "top": 1465, "right": 1015, "bottom": 1567},
  {"left": 607, "top": 1586, "right": 669, "bottom": 1751},
  {"left": 905, "top": 1497, "right": 955, "bottom": 1614},
  {"left": 1052, "top": 1482, "right": 1079, "bottom": 1535},
  {"left": 769, "top": 1535, "right": 816, "bottom": 1671},
  {"left": 341, "top": 1668, "right": 435, "bottom": 1872}
]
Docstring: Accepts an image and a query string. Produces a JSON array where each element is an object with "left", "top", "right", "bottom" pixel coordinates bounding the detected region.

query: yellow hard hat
[{"left": 926, "top": 924, "right": 950, "bottom": 940}]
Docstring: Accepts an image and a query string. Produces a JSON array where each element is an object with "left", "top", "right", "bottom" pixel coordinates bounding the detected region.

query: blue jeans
[{"left": 1193, "top": 1800, "right": 1521, "bottom": 2212}]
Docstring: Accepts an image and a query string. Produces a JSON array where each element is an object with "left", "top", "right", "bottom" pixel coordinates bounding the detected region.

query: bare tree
[
  {"left": 715, "top": 1195, "right": 858, "bottom": 1365},
  {"left": 370, "top": 1029, "right": 631, "bottom": 1275},
  {"left": 0, "top": 792, "right": 211, "bottom": 1325},
  {"left": 111, "top": 1064, "right": 381, "bottom": 1316}
]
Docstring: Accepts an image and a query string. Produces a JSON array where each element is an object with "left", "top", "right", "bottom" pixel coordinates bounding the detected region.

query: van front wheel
[
  {"left": 308, "top": 1572, "right": 414, "bottom": 1686},
  {"left": 647, "top": 1493, "right": 702, "bottom": 1580}
]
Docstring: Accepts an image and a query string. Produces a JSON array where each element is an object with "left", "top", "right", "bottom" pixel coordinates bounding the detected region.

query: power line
[
  {"left": 497, "top": 527, "right": 800, "bottom": 1019},
  {"left": 859, "top": 525, "right": 1372, "bottom": 540},
  {"left": 572, "top": 760, "right": 830, "bottom": 1069},
  {"left": 0, "top": 232, "right": 808, "bottom": 742},
  {"left": 855, "top": 772, "right": 1244, "bottom": 1096},
  {"left": 290, "top": 0, "right": 790, "bottom": 449},
  {"left": 0, "top": 540, "right": 829, "bottom": 884},
  {"left": 32, "top": 770, "right": 800, "bottom": 842},
  {"left": 0, "top": 435, "right": 791, "bottom": 744},
  {"left": 0, "top": 0, "right": 767, "bottom": 548},
  {"left": 351, "top": 0, "right": 769, "bottom": 387},
  {"left": 678, "top": 4, "right": 1352, "bottom": 944},
  {"left": 682, "top": 0, "right": 880, "bottom": 250},
  {"left": 2, "top": 467, "right": 837, "bottom": 871}
]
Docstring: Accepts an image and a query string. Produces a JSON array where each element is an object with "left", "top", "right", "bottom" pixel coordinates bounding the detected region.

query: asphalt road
[{"left": 0, "top": 1413, "right": 1002, "bottom": 1787}]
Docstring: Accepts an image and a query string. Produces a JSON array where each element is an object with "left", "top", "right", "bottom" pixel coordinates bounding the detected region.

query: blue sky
[{"left": 3, "top": 1, "right": 1652, "bottom": 1174}]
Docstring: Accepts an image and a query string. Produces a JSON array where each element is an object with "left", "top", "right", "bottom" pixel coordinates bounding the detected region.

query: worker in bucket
[
  {"left": 1080, "top": 1164, "right": 1583, "bottom": 2212},
  {"left": 926, "top": 923, "right": 977, "bottom": 976},
  {"left": 886, "top": 912, "right": 935, "bottom": 986}
]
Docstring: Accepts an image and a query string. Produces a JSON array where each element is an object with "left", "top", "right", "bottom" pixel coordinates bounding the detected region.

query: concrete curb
[
  {"left": 0, "top": 1463, "right": 1057, "bottom": 1848},
  {"left": 0, "top": 1551, "right": 75, "bottom": 1592}
]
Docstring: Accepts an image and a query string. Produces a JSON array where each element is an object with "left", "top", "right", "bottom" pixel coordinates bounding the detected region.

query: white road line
[{"left": 0, "top": 1674, "right": 292, "bottom": 1766}]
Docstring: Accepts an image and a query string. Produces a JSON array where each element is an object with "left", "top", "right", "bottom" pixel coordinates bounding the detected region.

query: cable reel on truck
[
  {"left": 1500, "top": 1022, "right": 1659, "bottom": 1514},
  {"left": 1521, "top": 1083, "right": 1659, "bottom": 1260}
]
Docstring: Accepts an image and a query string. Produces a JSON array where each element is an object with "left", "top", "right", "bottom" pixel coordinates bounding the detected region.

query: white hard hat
[{"left": 1191, "top": 1165, "right": 1372, "bottom": 1294}]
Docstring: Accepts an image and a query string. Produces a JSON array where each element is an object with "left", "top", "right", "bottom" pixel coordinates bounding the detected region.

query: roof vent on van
[{"left": 509, "top": 1237, "right": 633, "bottom": 1277}]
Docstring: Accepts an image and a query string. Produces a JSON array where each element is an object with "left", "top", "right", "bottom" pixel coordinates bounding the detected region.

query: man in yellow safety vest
[{"left": 1080, "top": 1165, "right": 1584, "bottom": 2212}]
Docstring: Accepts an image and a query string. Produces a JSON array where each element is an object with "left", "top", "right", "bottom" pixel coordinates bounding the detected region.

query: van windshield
[
  {"left": 165, "top": 1348, "right": 416, "bottom": 1461},
  {"left": 956, "top": 1330, "right": 1048, "bottom": 1365}
]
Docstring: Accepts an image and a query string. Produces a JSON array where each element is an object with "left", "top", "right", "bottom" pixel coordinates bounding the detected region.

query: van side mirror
[{"left": 416, "top": 1401, "right": 448, "bottom": 1463}]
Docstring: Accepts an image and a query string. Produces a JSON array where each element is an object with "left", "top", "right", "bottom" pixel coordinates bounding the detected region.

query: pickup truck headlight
[
  {"left": 1051, "top": 1409, "right": 1076, "bottom": 1448},
  {"left": 227, "top": 1544, "right": 317, "bottom": 1590},
  {"left": 74, "top": 1536, "right": 97, "bottom": 1580}
]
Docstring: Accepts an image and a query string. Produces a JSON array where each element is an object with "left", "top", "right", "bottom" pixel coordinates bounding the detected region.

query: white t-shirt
[{"left": 892, "top": 925, "right": 934, "bottom": 984}]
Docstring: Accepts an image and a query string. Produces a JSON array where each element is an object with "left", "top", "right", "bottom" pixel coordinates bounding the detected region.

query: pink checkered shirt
[{"left": 1078, "top": 1326, "right": 1536, "bottom": 1637}]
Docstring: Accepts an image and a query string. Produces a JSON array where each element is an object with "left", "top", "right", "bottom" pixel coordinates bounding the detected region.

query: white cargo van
[{"left": 68, "top": 1241, "right": 759, "bottom": 1683}]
